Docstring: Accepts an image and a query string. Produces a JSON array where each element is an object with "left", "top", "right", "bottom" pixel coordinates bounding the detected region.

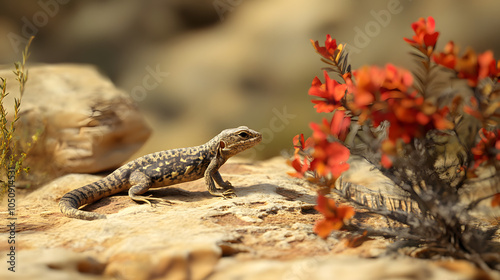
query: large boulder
[{"left": 0, "top": 64, "right": 151, "bottom": 176}]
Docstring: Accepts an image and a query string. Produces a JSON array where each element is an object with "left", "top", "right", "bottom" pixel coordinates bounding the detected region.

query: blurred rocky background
[
  {"left": 1, "top": 0, "right": 500, "bottom": 164},
  {"left": 1, "top": 2, "right": 500, "bottom": 278}
]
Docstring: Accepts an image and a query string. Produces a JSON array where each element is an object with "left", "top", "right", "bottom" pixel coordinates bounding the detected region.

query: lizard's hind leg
[{"left": 129, "top": 170, "right": 172, "bottom": 206}]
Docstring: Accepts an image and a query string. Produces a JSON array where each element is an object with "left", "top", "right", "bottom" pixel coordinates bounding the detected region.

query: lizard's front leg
[
  {"left": 205, "top": 157, "right": 236, "bottom": 198},
  {"left": 213, "top": 171, "right": 234, "bottom": 191},
  {"left": 129, "top": 170, "right": 172, "bottom": 206}
]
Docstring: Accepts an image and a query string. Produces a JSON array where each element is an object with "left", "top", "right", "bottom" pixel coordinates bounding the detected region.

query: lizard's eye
[{"left": 238, "top": 132, "right": 249, "bottom": 138}]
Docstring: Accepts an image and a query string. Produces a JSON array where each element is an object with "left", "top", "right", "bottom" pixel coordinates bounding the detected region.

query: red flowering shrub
[{"left": 291, "top": 16, "right": 500, "bottom": 270}]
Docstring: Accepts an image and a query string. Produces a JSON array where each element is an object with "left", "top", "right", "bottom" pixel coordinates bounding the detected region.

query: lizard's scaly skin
[{"left": 59, "top": 126, "right": 262, "bottom": 220}]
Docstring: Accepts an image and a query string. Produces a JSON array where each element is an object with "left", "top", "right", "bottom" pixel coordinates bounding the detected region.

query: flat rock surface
[{"left": 0, "top": 157, "right": 498, "bottom": 280}]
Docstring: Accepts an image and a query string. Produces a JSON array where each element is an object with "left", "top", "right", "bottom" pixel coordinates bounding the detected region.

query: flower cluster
[
  {"left": 432, "top": 33, "right": 500, "bottom": 130},
  {"left": 308, "top": 71, "right": 347, "bottom": 113},
  {"left": 289, "top": 110, "right": 351, "bottom": 179},
  {"left": 434, "top": 42, "right": 500, "bottom": 87},
  {"left": 353, "top": 65, "right": 453, "bottom": 145},
  {"left": 288, "top": 134, "right": 311, "bottom": 178},
  {"left": 305, "top": 58, "right": 454, "bottom": 168},
  {"left": 311, "top": 34, "right": 352, "bottom": 81},
  {"left": 309, "top": 120, "right": 351, "bottom": 177}
]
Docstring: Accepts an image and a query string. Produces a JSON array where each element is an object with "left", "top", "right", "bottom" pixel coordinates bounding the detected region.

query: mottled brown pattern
[{"left": 59, "top": 126, "right": 262, "bottom": 220}]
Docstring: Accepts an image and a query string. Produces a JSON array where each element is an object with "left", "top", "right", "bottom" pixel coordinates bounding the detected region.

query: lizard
[{"left": 59, "top": 126, "right": 262, "bottom": 220}]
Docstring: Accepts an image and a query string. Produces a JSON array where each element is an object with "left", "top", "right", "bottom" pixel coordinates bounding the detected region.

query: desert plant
[
  {"left": 290, "top": 17, "right": 499, "bottom": 271},
  {"left": 0, "top": 36, "right": 37, "bottom": 200}
]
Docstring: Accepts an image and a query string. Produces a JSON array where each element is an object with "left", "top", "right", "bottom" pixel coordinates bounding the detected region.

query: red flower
[
  {"left": 433, "top": 41, "right": 457, "bottom": 69},
  {"left": 380, "top": 154, "right": 393, "bottom": 169},
  {"left": 311, "top": 34, "right": 339, "bottom": 61},
  {"left": 310, "top": 118, "right": 330, "bottom": 142},
  {"left": 404, "top": 16, "right": 440, "bottom": 52},
  {"left": 314, "top": 195, "right": 355, "bottom": 239},
  {"left": 310, "top": 140, "right": 350, "bottom": 177},
  {"left": 385, "top": 64, "right": 414, "bottom": 89},
  {"left": 288, "top": 156, "right": 310, "bottom": 178},
  {"left": 456, "top": 48, "right": 481, "bottom": 86},
  {"left": 330, "top": 110, "right": 351, "bottom": 142},
  {"left": 309, "top": 71, "right": 348, "bottom": 113},
  {"left": 372, "top": 94, "right": 453, "bottom": 144},
  {"left": 311, "top": 35, "right": 352, "bottom": 81},
  {"left": 350, "top": 66, "right": 382, "bottom": 110},
  {"left": 344, "top": 231, "right": 372, "bottom": 248},
  {"left": 471, "top": 128, "right": 500, "bottom": 170},
  {"left": 492, "top": 193, "right": 500, "bottom": 208},
  {"left": 289, "top": 134, "right": 314, "bottom": 178},
  {"left": 351, "top": 64, "right": 413, "bottom": 114},
  {"left": 477, "top": 50, "right": 499, "bottom": 81},
  {"left": 310, "top": 110, "right": 351, "bottom": 143},
  {"left": 436, "top": 43, "right": 500, "bottom": 87},
  {"left": 307, "top": 109, "right": 351, "bottom": 177},
  {"left": 293, "top": 134, "right": 305, "bottom": 152},
  {"left": 463, "top": 97, "right": 484, "bottom": 121}
]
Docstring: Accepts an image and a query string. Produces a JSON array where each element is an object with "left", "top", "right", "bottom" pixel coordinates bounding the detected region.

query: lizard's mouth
[
  {"left": 247, "top": 133, "right": 262, "bottom": 147},
  {"left": 251, "top": 134, "right": 263, "bottom": 143}
]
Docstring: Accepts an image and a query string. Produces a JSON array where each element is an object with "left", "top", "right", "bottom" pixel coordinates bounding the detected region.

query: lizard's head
[{"left": 217, "top": 126, "right": 262, "bottom": 157}]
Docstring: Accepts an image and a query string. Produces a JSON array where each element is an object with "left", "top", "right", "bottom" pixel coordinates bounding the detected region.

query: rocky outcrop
[
  {"left": 0, "top": 157, "right": 496, "bottom": 280},
  {"left": 0, "top": 64, "right": 151, "bottom": 176}
]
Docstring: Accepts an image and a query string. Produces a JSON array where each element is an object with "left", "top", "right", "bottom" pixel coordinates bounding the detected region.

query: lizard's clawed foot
[
  {"left": 132, "top": 195, "right": 173, "bottom": 207},
  {"left": 208, "top": 188, "right": 237, "bottom": 198},
  {"left": 221, "top": 189, "right": 237, "bottom": 199}
]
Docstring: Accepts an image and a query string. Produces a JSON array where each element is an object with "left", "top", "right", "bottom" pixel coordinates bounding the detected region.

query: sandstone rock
[
  {"left": 0, "top": 248, "right": 104, "bottom": 280},
  {"left": 0, "top": 64, "right": 151, "bottom": 176},
  {"left": 212, "top": 255, "right": 492, "bottom": 280},
  {"left": 0, "top": 157, "right": 497, "bottom": 279}
]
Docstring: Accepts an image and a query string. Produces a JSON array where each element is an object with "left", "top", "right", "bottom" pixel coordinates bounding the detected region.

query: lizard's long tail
[{"left": 58, "top": 172, "right": 127, "bottom": 220}]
